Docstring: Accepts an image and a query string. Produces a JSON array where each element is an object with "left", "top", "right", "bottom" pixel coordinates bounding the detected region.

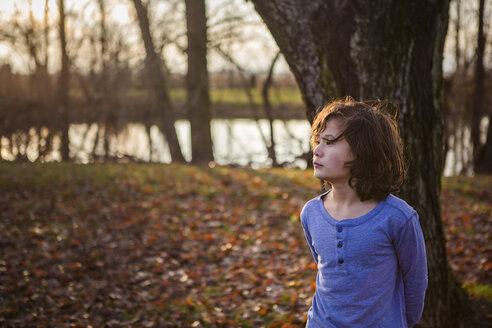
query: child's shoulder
[
  {"left": 300, "top": 192, "right": 328, "bottom": 218},
  {"left": 302, "top": 191, "right": 328, "bottom": 208},
  {"left": 384, "top": 194, "right": 418, "bottom": 220},
  {"left": 382, "top": 195, "right": 422, "bottom": 239}
]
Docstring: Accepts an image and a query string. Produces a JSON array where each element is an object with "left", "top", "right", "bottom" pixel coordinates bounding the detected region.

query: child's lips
[{"left": 313, "top": 162, "right": 323, "bottom": 168}]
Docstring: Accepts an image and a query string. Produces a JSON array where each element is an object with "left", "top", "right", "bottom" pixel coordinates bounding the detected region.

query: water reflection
[
  {"left": 1, "top": 119, "right": 312, "bottom": 168},
  {"left": 0, "top": 118, "right": 476, "bottom": 176}
]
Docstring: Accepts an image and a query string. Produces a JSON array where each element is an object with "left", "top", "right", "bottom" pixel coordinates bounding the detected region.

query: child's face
[{"left": 312, "top": 118, "right": 355, "bottom": 183}]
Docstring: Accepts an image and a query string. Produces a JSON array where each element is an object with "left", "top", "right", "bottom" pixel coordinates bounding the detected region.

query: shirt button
[
  {"left": 337, "top": 241, "right": 343, "bottom": 248},
  {"left": 338, "top": 258, "right": 344, "bottom": 264},
  {"left": 337, "top": 227, "right": 343, "bottom": 233}
]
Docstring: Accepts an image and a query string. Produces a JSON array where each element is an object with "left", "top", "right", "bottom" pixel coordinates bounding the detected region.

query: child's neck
[
  {"left": 328, "top": 183, "right": 362, "bottom": 206},
  {"left": 324, "top": 183, "right": 378, "bottom": 220}
]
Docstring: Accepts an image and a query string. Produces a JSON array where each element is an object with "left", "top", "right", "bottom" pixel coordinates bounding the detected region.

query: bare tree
[
  {"left": 213, "top": 46, "right": 278, "bottom": 166},
  {"left": 132, "top": 0, "right": 185, "bottom": 163},
  {"left": 58, "top": 0, "right": 70, "bottom": 161},
  {"left": 472, "top": 0, "right": 487, "bottom": 170},
  {"left": 262, "top": 51, "right": 281, "bottom": 167},
  {"left": 185, "top": 0, "right": 214, "bottom": 164},
  {"left": 473, "top": 0, "right": 491, "bottom": 173}
]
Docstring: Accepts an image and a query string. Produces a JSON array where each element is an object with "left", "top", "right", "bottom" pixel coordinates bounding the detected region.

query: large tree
[
  {"left": 251, "top": 1, "right": 467, "bottom": 327},
  {"left": 185, "top": 0, "right": 214, "bottom": 164}
]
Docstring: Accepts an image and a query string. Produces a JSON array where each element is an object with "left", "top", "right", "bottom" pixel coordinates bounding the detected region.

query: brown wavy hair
[{"left": 311, "top": 97, "right": 405, "bottom": 201}]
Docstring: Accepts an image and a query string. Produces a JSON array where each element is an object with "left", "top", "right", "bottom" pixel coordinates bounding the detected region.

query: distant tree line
[
  {"left": 0, "top": 0, "right": 291, "bottom": 164},
  {"left": 0, "top": 0, "right": 490, "bottom": 174},
  {"left": 443, "top": 0, "right": 491, "bottom": 175}
]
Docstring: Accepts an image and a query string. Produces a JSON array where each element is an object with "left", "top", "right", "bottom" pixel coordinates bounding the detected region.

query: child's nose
[{"left": 313, "top": 144, "right": 322, "bottom": 157}]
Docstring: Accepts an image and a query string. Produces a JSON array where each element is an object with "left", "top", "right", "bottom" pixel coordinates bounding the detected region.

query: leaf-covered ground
[
  {"left": 441, "top": 176, "right": 492, "bottom": 298},
  {"left": 0, "top": 163, "right": 490, "bottom": 327}
]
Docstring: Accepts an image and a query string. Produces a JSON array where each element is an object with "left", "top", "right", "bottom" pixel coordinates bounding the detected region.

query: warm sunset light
[
  {"left": 0, "top": 0, "right": 54, "bottom": 20},
  {"left": 0, "top": 0, "right": 491, "bottom": 326},
  {"left": 0, "top": 0, "right": 131, "bottom": 21}
]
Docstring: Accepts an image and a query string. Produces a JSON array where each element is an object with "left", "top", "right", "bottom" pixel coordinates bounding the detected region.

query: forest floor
[{"left": 0, "top": 163, "right": 490, "bottom": 327}]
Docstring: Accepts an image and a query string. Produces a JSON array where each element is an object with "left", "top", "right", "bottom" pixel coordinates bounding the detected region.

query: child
[{"left": 301, "top": 97, "right": 428, "bottom": 327}]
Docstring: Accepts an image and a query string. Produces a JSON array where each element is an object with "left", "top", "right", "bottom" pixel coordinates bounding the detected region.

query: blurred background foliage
[{"left": 0, "top": 0, "right": 490, "bottom": 174}]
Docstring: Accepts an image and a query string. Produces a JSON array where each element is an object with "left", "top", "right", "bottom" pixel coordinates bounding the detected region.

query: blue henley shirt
[{"left": 300, "top": 192, "right": 428, "bottom": 328}]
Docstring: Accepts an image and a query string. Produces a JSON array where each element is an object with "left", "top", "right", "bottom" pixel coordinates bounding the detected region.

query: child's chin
[{"left": 314, "top": 172, "right": 327, "bottom": 180}]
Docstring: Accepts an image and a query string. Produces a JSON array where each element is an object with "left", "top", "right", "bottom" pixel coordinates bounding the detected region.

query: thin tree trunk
[
  {"left": 97, "top": 0, "right": 109, "bottom": 99},
  {"left": 452, "top": 0, "right": 463, "bottom": 176},
  {"left": 185, "top": 0, "right": 214, "bottom": 164},
  {"left": 92, "top": 124, "right": 101, "bottom": 160},
  {"left": 472, "top": 0, "right": 486, "bottom": 170},
  {"left": 475, "top": 112, "right": 492, "bottom": 173},
  {"left": 251, "top": 1, "right": 474, "bottom": 326},
  {"left": 214, "top": 46, "right": 272, "bottom": 164},
  {"left": 454, "top": 0, "right": 461, "bottom": 70},
  {"left": 41, "top": 0, "right": 51, "bottom": 98},
  {"left": 44, "top": 0, "right": 49, "bottom": 67},
  {"left": 8, "top": 135, "right": 14, "bottom": 159},
  {"left": 132, "top": 0, "right": 185, "bottom": 163},
  {"left": 146, "top": 123, "right": 153, "bottom": 162},
  {"left": 443, "top": 0, "right": 461, "bottom": 171},
  {"left": 262, "top": 52, "right": 281, "bottom": 167},
  {"left": 98, "top": 0, "right": 107, "bottom": 75},
  {"left": 103, "top": 121, "right": 111, "bottom": 160},
  {"left": 58, "top": 0, "right": 70, "bottom": 161}
]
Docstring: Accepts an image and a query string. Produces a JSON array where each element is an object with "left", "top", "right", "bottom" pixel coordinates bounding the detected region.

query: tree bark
[
  {"left": 132, "top": 0, "right": 185, "bottom": 163},
  {"left": 251, "top": 1, "right": 467, "bottom": 326},
  {"left": 58, "top": 0, "right": 70, "bottom": 161},
  {"left": 185, "top": 0, "right": 214, "bottom": 164}
]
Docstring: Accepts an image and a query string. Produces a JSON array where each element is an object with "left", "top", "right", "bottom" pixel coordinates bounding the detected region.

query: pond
[
  {"left": 0, "top": 117, "right": 475, "bottom": 176},
  {"left": 1, "top": 119, "right": 312, "bottom": 168}
]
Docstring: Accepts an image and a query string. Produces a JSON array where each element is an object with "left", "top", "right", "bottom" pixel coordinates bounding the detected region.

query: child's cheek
[
  {"left": 332, "top": 155, "right": 347, "bottom": 169},
  {"left": 328, "top": 149, "right": 347, "bottom": 169}
]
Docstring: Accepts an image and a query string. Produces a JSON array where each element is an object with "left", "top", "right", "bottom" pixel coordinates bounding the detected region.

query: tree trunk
[
  {"left": 251, "top": 1, "right": 468, "bottom": 326},
  {"left": 185, "top": 0, "right": 214, "bottom": 164},
  {"left": 132, "top": 0, "right": 185, "bottom": 163},
  {"left": 472, "top": 0, "right": 486, "bottom": 171},
  {"left": 43, "top": 0, "right": 50, "bottom": 66},
  {"left": 454, "top": 0, "right": 461, "bottom": 70},
  {"left": 58, "top": 0, "right": 70, "bottom": 162},
  {"left": 98, "top": 0, "right": 107, "bottom": 76},
  {"left": 262, "top": 52, "right": 281, "bottom": 167},
  {"left": 475, "top": 112, "right": 492, "bottom": 174}
]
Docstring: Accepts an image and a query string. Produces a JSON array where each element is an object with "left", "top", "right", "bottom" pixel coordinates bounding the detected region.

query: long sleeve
[
  {"left": 301, "top": 211, "right": 319, "bottom": 264},
  {"left": 394, "top": 213, "right": 428, "bottom": 327}
]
